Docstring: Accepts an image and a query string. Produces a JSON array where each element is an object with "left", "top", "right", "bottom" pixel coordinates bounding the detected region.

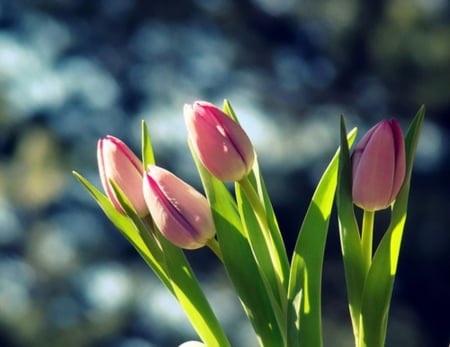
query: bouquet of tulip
[{"left": 73, "top": 100, "right": 424, "bottom": 347}]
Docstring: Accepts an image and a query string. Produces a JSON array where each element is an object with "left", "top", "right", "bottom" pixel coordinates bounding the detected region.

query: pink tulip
[
  {"left": 184, "top": 101, "right": 255, "bottom": 182},
  {"left": 351, "top": 119, "right": 406, "bottom": 211},
  {"left": 143, "top": 165, "right": 216, "bottom": 249},
  {"left": 97, "top": 135, "right": 148, "bottom": 217}
]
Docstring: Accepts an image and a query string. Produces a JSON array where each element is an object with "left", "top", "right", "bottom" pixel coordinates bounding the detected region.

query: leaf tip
[{"left": 72, "top": 170, "right": 82, "bottom": 180}]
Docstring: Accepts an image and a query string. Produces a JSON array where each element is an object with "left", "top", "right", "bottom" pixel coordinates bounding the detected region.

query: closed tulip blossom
[
  {"left": 351, "top": 119, "right": 406, "bottom": 211},
  {"left": 143, "top": 165, "right": 216, "bottom": 249},
  {"left": 184, "top": 101, "right": 255, "bottom": 182},
  {"left": 97, "top": 135, "right": 148, "bottom": 217}
]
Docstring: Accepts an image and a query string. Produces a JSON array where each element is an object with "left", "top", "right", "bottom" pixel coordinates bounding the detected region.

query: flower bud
[
  {"left": 351, "top": 119, "right": 406, "bottom": 211},
  {"left": 143, "top": 165, "right": 216, "bottom": 249},
  {"left": 97, "top": 135, "right": 148, "bottom": 217},
  {"left": 184, "top": 101, "right": 255, "bottom": 182}
]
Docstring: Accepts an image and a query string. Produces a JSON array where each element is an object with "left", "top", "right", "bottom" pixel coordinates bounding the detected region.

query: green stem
[
  {"left": 356, "top": 210, "right": 375, "bottom": 347},
  {"left": 361, "top": 210, "right": 375, "bottom": 276}
]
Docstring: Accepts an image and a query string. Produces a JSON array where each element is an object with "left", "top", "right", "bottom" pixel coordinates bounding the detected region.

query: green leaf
[
  {"left": 158, "top": 235, "right": 231, "bottom": 347},
  {"left": 359, "top": 106, "right": 425, "bottom": 347},
  {"left": 191, "top": 141, "right": 285, "bottom": 346},
  {"left": 72, "top": 171, "right": 171, "bottom": 290},
  {"left": 235, "top": 175, "right": 286, "bottom": 339},
  {"left": 287, "top": 127, "right": 357, "bottom": 347},
  {"left": 335, "top": 117, "right": 366, "bottom": 343},
  {"left": 141, "top": 120, "right": 156, "bottom": 167},
  {"left": 240, "top": 160, "right": 291, "bottom": 288},
  {"left": 223, "top": 99, "right": 239, "bottom": 123},
  {"left": 73, "top": 171, "right": 133, "bottom": 233},
  {"left": 252, "top": 161, "right": 290, "bottom": 283}
]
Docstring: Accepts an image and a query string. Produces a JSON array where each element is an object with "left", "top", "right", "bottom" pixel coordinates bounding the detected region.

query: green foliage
[
  {"left": 72, "top": 171, "right": 172, "bottom": 290},
  {"left": 336, "top": 119, "right": 366, "bottom": 342}
]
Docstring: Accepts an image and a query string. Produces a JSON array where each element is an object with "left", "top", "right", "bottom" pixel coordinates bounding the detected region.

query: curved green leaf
[
  {"left": 158, "top": 235, "right": 231, "bottom": 347},
  {"left": 336, "top": 118, "right": 366, "bottom": 344},
  {"left": 288, "top": 126, "right": 357, "bottom": 347},
  {"left": 235, "top": 176, "right": 286, "bottom": 341},
  {"left": 72, "top": 171, "right": 171, "bottom": 290}
]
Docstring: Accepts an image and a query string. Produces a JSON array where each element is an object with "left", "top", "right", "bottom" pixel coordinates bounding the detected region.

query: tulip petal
[
  {"left": 184, "top": 101, "right": 255, "bottom": 182},
  {"left": 97, "top": 136, "right": 147, "bottom": 216},
  {"left": 196, "top": 101, "right": 254, "bottom": 168},
  {"left": 143, "top": 165, "right": 215, "bottom": 249},
  {"left": 390, "top": 119, "right": 406, "bottom": 201},
  {"left": 185, "top": 104, "right": 246, "bottom": 180},
  {"left": 351, "top": 119, "right": 405, "bottom": 211}
]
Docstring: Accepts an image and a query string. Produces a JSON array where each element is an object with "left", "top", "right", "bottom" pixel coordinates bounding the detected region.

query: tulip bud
[
  {"left": 351, "top": 119, "right": 406, "bottom": 211},
  {"left": 184, "top": 101, "right": 255, "bottom": 182},
  {"left": 143, "top": 165, "right": 216, "bottom": 249},
  {"left": 97, "top": 135, "right": 148, "bottom": 217}
]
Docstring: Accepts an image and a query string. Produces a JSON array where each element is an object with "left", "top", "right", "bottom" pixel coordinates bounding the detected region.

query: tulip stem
[
  {"left": 207, "top": 238, "right": 223, "bottom": 263},
  {"left": 361, "top": 210, "right": 375, "bottom": 274}
]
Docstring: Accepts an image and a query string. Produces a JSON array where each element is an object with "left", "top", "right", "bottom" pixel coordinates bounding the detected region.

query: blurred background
[{"left": 0, "top": 0, "right": 448, "bottom": 346}]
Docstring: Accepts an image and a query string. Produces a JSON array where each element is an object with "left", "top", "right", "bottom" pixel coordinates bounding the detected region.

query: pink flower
[
  {"left": 97, "top": 135, "right": 148, "bottom": 216},
  {"left": 351, "top": 119, "right": 406, "bottom": 211},
  {"left": 184, "top": 101, "right": 255, "bottom": 182},
  {"left": 143, "top": 165, "right": 216, "bottom": 249}
]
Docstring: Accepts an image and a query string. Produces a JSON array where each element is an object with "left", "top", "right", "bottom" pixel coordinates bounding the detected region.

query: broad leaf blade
[
  {"left": 158, "top": 235, "right": 231, "bottom": 347},
  {"left": 287, "top": 127, "right": 357, "bottom": 347}
]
